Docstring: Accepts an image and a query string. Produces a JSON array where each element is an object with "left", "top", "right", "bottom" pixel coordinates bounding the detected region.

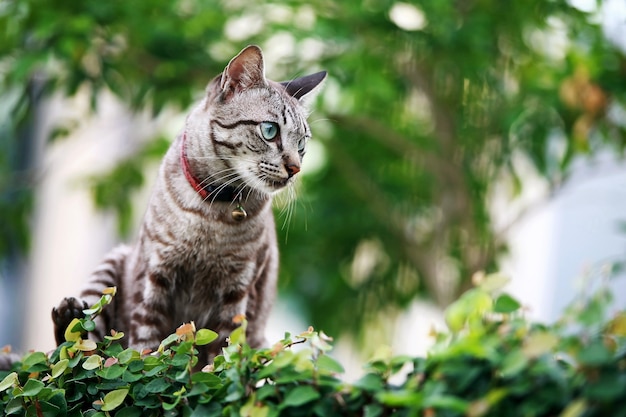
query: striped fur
[{"left": 52, "top": 45, "right": 326, "bottom": 362}]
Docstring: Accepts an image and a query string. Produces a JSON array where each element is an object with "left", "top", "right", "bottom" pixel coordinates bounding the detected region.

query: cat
[{"left": 50, "top": 45, "right": 326, "bottom": 363}]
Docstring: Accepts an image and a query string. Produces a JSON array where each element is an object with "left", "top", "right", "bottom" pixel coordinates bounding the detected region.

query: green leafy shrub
[{"left": 1, "top": 275, "right": 625, "bottom": 417}]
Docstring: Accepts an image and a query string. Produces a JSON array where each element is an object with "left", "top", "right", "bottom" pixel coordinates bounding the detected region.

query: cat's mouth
[{"left": 265, "top": 177, "right": 290, "bottom": 190}]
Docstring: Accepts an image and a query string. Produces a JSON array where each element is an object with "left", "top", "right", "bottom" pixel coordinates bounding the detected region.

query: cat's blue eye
[
  {"left": 297, "top": 137, "right": 306, "bottom": 153},
  {"left": 260, "top": 122, "right": 279, "bottom": 141}
]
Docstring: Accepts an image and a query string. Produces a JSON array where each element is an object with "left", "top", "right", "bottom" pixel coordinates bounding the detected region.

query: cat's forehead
[{"left": 220, "top": 84, "right": 308, "bottom": 128}]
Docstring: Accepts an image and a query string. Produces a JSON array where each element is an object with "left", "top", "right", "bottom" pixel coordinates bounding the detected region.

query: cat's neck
[{"left": 179, "top": 132, "right": 239, "bottom": 202}]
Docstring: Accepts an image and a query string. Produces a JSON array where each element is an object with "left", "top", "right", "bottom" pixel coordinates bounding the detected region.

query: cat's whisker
[
  {"left": 198, "top": 170, "right": 240, "bottom": 188},
  {"left": 195, "top": 164, "right": 240, "bottom": 179},
  {"left": 274, "top": 179, "right": 298, "bottom": 236},
  {"left": 189, "top": 155, "right": 258, "bottom": 165},
  {"left": 285, "top": 183, "right": 299, "bottom": 235},
  {"left": 243, "top": 176, "right": 268, "bottom": 203},
  {"left": 206, "top": 175, "right": 242, "bottom": 208},
  {"left": 308, "top": 117, "right": 333, "bottom": 126}
]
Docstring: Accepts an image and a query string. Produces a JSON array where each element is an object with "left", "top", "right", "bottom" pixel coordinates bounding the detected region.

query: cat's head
[{"left": 186, "top": 45, "right": 326, "bottom": 198}]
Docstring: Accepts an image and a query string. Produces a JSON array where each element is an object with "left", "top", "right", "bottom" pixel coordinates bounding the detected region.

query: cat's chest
[
  {"left": 166, "top": 214, "right": 274, "bottom": 324},
  {"left": 144, "top": 204, "right": 273, "bottom": 285},
  {"left": 183, "top": 207, "right": 270, "bottom": 257}
]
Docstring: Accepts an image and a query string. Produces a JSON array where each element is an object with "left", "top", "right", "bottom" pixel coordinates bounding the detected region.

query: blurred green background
[{"left": 1, "top": 0, "right": 626, "bottom": 348}]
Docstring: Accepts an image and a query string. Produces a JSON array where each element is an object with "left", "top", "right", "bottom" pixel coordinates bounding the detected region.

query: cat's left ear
[
  {"left": 281, "top": 71, "right": 327, "bottom": 107},
  {"left": 220, "top": 45, "right": 266, "bottom": 98}
]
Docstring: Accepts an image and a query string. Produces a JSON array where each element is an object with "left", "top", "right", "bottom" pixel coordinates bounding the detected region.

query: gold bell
[{"left": 232, "top": 205, "right": 247, "bottom": 221}]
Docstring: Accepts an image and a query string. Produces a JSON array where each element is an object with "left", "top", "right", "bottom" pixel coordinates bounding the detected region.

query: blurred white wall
[{"left": 505, "top": 151, "right": 626, "bottom": 322}]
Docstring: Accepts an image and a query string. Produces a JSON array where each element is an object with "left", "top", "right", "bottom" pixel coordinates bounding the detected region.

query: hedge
[{"left": 1, "top": 273, "right": 625, "bottom": 416}]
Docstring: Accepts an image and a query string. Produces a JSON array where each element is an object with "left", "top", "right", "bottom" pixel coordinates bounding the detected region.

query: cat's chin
[{"left": 258, "top": 178, "right": 292, "bottom": 195}]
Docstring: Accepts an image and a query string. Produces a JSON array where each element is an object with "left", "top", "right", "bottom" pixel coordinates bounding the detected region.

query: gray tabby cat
[{"left": 51, "top": 45, "right": 326, "bottom": 362}]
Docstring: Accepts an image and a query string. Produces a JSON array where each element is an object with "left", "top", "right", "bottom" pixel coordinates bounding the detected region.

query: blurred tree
[{"left": 1, "top": 0, "right": 625, "bottom": 343}]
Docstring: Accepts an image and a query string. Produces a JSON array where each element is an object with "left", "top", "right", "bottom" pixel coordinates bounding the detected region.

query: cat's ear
[
  {"left": 281, "top": 71, "right": 327, "bottom": 107},
  {"left": 220, "top": 45, "right": 266, "bottom": 98}
]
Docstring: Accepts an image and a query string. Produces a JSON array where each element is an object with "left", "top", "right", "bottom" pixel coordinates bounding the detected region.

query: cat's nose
[{"left": 285, "top": 163, "right": 300, "bottom": 178}]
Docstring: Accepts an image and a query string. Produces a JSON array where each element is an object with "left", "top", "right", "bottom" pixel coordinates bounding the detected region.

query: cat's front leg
[
  {"left": 52, "top": 245, "right": 131, "bottom": 345},
  {"left": 244, "top": 253, "right": 278, "bottom": 349},
  {"left": 127, "top": 272, "right": 174, "bottom": 352}
]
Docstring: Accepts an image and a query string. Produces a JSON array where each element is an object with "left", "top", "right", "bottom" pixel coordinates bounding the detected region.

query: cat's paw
[{"left": 51, "top": 297, "right": 88, "bottom": 345}]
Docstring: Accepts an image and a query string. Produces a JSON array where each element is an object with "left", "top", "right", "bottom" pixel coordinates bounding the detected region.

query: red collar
[{"left": 180, "top": 133, "right": 238, "bottom": 202}]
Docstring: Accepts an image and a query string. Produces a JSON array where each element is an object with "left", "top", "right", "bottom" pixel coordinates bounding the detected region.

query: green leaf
[
  {"left": 5, "top": 397, "right": 23, "bottom": 414},
  {"left": 159, "top": 333, "right": 179, "bottom": 350},
  {"left": 477, "top": 273, "right": 511, "bottom": 293},
  {"left": 100, "top": 387, "right": 129, "bottom": 411},
  {"left": 577, "top": 341, "right": 613, "bottom": 366},
  {"left": 241, "top": 394, "right": 270, "bottom": 417},
  {"left": 82, "top": 307, "right": 101, "bottom": 315},
  {"left": 163, "top": 399, "right": 182, "bottom": 411},
  {"left": 354, "top": 373, "right": 384, "bottom": 392},
  {"left": 82, "top": 319, "right": 96, "bottom": 332},
  {"left": 170, "top": 353, "right": 192, "bottom": 367},
  {"left": 144, "top": 377, "right": 170, "bottom": 393},
  {"left": 195, "top": 329, "right": 219, "bottom": 346},
  {"left": 97, "top": 381, "right": 128, "bottom": 392},
  {"left": 47, "top": 389, "right": 67, "bottom": 415},
  {"left": 187, "top": 383, "right": 210, "bottom": 397},
  {"left": 96, "top": 364, "right": 127, "bottom": 380},
  {"left": 16, "top": 379, "right": 45, "bottom": 397},
  {"left": 176, "top": 368, "right": 190, "bottom": 382},
  {"left": 560, "top": 399, "right": 588, "bottom": 417},
  {"left": 493, "top": 294, "right": 521, "bottom": 313},
  {"left": 163, "top": 387, "right": 186, "bottom": 411},
  {"left": 172, "top": 341, "right": 194, "bottom": 356},
  {"left": 316, "top": 354, "right": 345, "bottom": 374},
  {"left": 82, "top": 355, "right": 103, "bottom": 370},
  {"left": 71, "top": 320, "right": 85, "bottom": 333},
  {"left": 74, "top": 338, "right": 98, "bottom": 352},
  {"left": 0, "top": 372, "right": 18, "bottom": 392},
  {"left": 51, "top": 358, "right": 70, "bottom": 378},
  {"left": 281, "top": 385, "right": 320, "bottom": 408},
  {"left": 577, "top": 296, "right": 606, "bottom": 327},
  {"left": 39, "top": 392, "right": 68, "bottom": 415},
  {"left": 424, "top": 395, "right": 469, "bottom": 412},
  {"left": 191, "top": 371, "right": 222, "bottom": 387},
  {"left": 104, "top": 331, "right": 125, "bottom": 341},
  {"left": 445, "top": 299, "right": 468, "bottom": 332},
  {"left": 115, "top": 406, "right": 143, "bottom": 417},
  {"left": 22, "top": 351, "right": 48, "bottom": 369},
  {"left": 190, "top": 404, "right": 221, "bottom": 417},
  {"left": 522, "top": 331, "right": 558, "bottom": 359},
  {"left": 127, "top": 359, "right": 144, "bottom": 373},
  {"left": 229, "top": 326, "right": 245, "bottom": 345},
  {"left": 364, "top": 404, "right": 384, "bottom": 417},
  {"left": 65, "top": 318, "right": 83, "bottom": 342},
  {"left": 376, "top": 390, "right": 422, "bottom": 407},
  {"left": 500, "top": 350, "right": 528, "bottom": 377},
  {"left": 122, "top": 370, "right": 144, "bottom": 383},
  {"left": 143, "top": 364, "right": 168, "bottom": 377},
  {"left": 117, "top": 348, "right": 140, "bottom": 364}
]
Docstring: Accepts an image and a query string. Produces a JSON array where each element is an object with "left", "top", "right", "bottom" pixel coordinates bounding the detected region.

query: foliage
[
  {"left": 2, "top": 0, "right": 626, "bottom": 340},
  {"left": 2, "top": 279, "right": 626, "bottom": 416},
  {"left": 279, "top": 0, "right": 626, "bottom": 341}
]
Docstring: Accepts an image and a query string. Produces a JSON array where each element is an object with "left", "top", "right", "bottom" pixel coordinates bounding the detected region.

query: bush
[{"left": 1, "top": 274, "right": 625, "bottom": 416}]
